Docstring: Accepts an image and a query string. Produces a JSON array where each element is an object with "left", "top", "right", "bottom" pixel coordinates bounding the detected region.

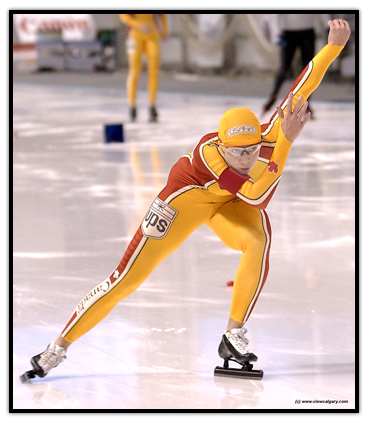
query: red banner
[{"left": 13, "top": 14, "right": 95, "bottom": 43}]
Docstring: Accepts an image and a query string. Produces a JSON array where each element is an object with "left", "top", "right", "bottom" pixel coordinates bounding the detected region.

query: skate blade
[
  {"left": 214, "top": 366, "right": 263, "bottom": 380},
  {"left": 20, "top": 370, "right": 36, "bottom": 383}
]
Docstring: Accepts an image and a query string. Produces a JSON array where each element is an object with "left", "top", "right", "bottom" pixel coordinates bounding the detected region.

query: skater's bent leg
[
  {"left": 60, "top": 227, "right": 179, "bottom": 343},
  {"left": 207, "top": 201, "right": 272, "bottom": 324},
  {"left": 230, "top": 222, "right": 271, "bottom": 324}
]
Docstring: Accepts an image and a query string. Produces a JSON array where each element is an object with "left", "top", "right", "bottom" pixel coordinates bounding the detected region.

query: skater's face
[{"left": 220, "top": 142, "right": 261, "bottom": 175}]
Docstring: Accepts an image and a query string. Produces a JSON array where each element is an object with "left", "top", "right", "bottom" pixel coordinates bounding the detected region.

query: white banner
[{"left": 13, "top": 14, "right": 95, "bottom": 44}]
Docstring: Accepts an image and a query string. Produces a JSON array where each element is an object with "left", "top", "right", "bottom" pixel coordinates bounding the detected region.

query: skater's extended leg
[
  {"left": 59, "top": 188, "right": 224, "bottom": 344},
  {"left": 23, "top": 188, "right": 223, "bottom": 381}
]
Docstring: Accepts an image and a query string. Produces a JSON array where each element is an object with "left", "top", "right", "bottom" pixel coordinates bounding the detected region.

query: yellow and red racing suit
[{"left": 61, "top": 43, "right": 344, "bottom": 343}]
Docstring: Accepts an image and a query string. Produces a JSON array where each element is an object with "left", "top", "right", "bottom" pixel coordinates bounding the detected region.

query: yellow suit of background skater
[{"left": 119, "top": 14, "right": 168, "bottom": 122}]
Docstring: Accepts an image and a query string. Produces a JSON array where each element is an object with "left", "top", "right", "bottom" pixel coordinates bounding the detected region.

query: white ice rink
[{"left": 12, "top": 81, "right": 356, "bottom": 411}]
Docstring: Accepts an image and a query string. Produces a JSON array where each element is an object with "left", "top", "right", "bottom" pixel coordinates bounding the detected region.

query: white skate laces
[
  {"left": 36, "top": 342, "right": 66, "bottom": 375},
  {"left": 224, "top": 327, "right": 250, "bottom": 355}
]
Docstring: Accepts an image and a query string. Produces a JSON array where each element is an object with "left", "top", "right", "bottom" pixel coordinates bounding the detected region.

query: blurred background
[{"left": 12, "top": 13, "right": 355, "bottom": 96}]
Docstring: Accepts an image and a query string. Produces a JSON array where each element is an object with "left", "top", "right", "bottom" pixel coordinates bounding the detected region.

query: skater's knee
[{"left": 239, "top": 229, "right": 266, "bottom": 253}]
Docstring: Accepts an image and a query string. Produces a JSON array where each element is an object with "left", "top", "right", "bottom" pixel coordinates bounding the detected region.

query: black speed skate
[
  {"left": 20, "top": 342, "right": 66, "bottom": 383},
  {"left": 214, "top": 327, "right": 263, "bottom": 380},
  {"left": 148, "top": 106, "right": 158, "bottom": 122},
  {"left": 129, "top": 106, "right": 137, "bottom": 122}
]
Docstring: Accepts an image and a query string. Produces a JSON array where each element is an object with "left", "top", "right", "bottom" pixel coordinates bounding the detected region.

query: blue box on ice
[{"left": 104, "top": 124, "right": 124, "bottom": 143}]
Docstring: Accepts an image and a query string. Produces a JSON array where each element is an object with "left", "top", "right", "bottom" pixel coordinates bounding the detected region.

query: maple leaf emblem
[{"left": 268, "top": 160, "right": 279, "bottom": 174}]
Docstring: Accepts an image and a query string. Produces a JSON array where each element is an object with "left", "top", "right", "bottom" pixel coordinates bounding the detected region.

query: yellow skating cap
[{"left": 218, "top": 108, "right": 261, "bottom": 147}]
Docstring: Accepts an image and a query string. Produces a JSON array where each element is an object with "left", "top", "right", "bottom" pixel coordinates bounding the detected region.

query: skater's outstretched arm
[
  {"left": 274, "top": 19, "right": 350, "bottom": 143},
  {"left": 197, "top": 19, "right": 351, "bottom": 209},
  {"left": 232, "top": 18, "right": 352, "bottom": 208},
  {"left": 262, "top": 18, "right": 351, "bottom": 138},
  {"left": 268, "top": 18, "right": 351, "bottom": 145}
]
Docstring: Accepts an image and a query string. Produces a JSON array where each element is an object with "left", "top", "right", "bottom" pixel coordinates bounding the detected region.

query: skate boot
[
  {"left": 214, "top": 328, "right": 263, "bottom": 380},
  {"left": 129, "top": 106, "right": 137, "bottom": 122},
  {"left": 148, "top": 106, "right": 158, "bottom": 122},
  {"left": 20, "top": 342, "right": 66, "bottom": 383}
]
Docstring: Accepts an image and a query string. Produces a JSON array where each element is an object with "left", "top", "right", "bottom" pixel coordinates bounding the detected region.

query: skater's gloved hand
[
  {"left": 276, "top": 93, "right": 311, "bottom": 144},
  {"left": 327, "top": 19, "right": 351, "bottom": 46}
]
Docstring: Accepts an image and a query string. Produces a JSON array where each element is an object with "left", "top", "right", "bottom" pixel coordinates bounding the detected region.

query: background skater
[{"left": 119, "top": 13, "right": 168, "bottom": 122}]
